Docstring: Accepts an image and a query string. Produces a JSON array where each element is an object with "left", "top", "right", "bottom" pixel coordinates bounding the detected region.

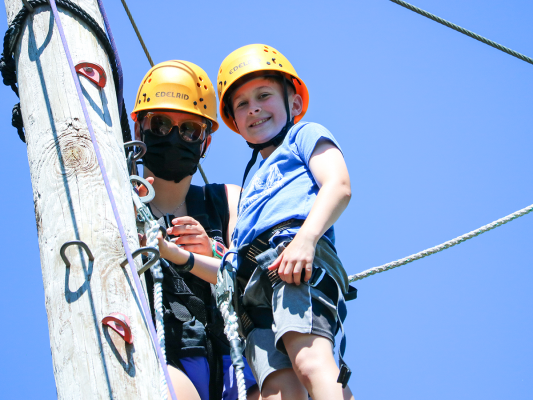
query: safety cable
[
  {"left": 349, "top": 203, "right": 533, "bottom": 282},
  {"left": 119, "top": 0, "right": 209, "bottom": 184},
  {"left": 95, "top": 0, "right": 124, "bottom": 118},
  {"left": 47, "top": 1, "right": 177, "bottom": 398},
  {"left": 119, "top": 0, "right": 154, "bottom": 67},
  {"left": 389, "top": 0, "right": 533, "bottom": 65}
]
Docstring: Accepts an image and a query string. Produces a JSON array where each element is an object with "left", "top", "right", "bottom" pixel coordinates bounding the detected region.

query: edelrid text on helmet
[
  {"left": 132, "top": 60, "right": 218, "bottom": 132},
  {"left": 217, "top": 44, "right": 309, "bottom": 133}
]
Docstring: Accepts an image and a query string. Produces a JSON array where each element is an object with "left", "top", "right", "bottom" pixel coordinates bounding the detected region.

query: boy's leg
[
  {"left": 282, "top": 331, "right": 354, "bottom": 400},
  {"left": 261, "top": 368, "right": 307, "bottom": 400},
  {"left": 282, "top": 332, "right": 354, "bottom": 400}
]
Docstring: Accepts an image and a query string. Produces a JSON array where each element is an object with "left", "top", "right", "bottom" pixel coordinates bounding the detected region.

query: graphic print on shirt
[{"left": 240, "top": 164, "right": 284, "bottom": 214}]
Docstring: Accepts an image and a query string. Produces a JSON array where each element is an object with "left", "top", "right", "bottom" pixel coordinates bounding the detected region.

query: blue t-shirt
[{"left": 232, "top": 121, "right": 342, "bottom": 258}]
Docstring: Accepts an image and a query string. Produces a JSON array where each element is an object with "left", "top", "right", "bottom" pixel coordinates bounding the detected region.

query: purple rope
[
  {"left": 47, "top": 1, "right": 177, "bottom": 399},
  {"left": 95, "top": 0, "right": 123, "bottom": 117}
]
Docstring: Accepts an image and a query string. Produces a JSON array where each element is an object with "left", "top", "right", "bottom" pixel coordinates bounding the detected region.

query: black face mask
[{"left": 142, "top": 127, "right": 203, "bottom": 183}]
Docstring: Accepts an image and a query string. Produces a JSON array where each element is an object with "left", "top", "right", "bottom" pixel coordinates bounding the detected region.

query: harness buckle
[{"left": 337, "top": 362, "right": 352, "bottom": 388}]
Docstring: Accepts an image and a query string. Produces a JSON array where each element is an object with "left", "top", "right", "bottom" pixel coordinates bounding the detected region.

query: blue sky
[{"left": 1, "top": 0, "right": 532, "bottom": 398}]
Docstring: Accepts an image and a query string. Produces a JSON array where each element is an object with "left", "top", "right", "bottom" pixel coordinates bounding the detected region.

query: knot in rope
[
  {"left": 11, "top": 103, "right": 24, "bottom": 142},
  {"left": 0, "top": 54, "right": 18, "bottom": 93}
]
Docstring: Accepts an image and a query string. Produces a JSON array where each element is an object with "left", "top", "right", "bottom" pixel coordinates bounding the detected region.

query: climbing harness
[
  {"left": 228, "top": 219, "right": 357, "bottom": 387},
  {"left": 46, "top": 0, "right": 176, "bottom": 398},
  {"left": 349, "top": 203, "right": 533, "bottom": 282},
  {"left": 390, "top": 0, "right": 533, "bottom": 66},
  {"left": 0, "top": 0, "right": 131, "bottom": 144}
]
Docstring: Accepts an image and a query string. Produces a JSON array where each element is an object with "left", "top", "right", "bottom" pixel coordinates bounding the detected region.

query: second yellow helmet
[{"left": 217, "top": 44, "right": 309, "bottom": 133}]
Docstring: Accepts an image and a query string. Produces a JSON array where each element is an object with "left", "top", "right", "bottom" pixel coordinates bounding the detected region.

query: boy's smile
[{"left": 231, "top": 77, "right": 302, "bottom": 145}]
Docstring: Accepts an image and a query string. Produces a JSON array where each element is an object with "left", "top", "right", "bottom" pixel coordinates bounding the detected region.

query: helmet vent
[
  {"left": 199, "top": 77, "right": 203, "bottom": 81},
  {"left": 148, "top": 79, "right": 152, "bottom": 83},
  {"left": 204, "top": 85, "right": 208, "bottom": 90},
  {"left": 197, "top": 83, "right": 201, "bottom": 87}
]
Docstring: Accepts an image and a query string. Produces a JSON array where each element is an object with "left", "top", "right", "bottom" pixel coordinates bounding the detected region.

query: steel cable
[
  {"left": 349, "top": 203, "right": 533, "bottom": 282},
  {"left": 390, "top": 0, "right": 533, "bottom": 65}
]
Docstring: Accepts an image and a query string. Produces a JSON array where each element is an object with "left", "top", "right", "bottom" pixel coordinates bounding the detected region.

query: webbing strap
[{"left": 47, "top": 1, "right": 176, "bottom": 398}]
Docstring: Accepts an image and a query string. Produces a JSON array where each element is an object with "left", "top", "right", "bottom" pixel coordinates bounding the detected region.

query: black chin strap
[{"left": 238, "top": 78, "right": 293, "bottom": 209}]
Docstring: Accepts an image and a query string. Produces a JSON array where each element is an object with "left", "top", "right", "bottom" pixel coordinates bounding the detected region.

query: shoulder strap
[{"left": 204, "top": 184, "right": 230, "bottom": 247}]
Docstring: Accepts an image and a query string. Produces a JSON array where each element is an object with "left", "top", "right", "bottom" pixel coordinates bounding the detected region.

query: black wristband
[{"left": 172, "top": 251, "right": 194, "bottom": 273}]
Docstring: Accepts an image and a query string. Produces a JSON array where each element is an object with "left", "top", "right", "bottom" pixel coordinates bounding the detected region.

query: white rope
[
  {"left": 145, "top": 220, "right": 168, "bottom": 400},
  {"left": 349, "top": 203, "right": 533, "bottom": 283},
  {"left": 219, "top": 299, "right": 247, "bottom": 400}
]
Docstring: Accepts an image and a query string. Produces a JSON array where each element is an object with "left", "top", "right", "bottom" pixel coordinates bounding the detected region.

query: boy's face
[{"left": 231, "top": 77, "right": 302, "bottom": 144}]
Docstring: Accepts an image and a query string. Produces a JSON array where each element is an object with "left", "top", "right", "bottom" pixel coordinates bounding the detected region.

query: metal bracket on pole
[
  {"left": 60, "top": 240, "right": 94, "bottom": 267},
  {"left": 120, "top": 247, "right": 160, "bottom": 275}
]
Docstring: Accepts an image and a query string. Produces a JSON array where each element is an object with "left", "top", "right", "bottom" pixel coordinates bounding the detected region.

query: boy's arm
[
  {"left": 268, "top": 138, "right": 351, "bottom": 285},
  {"left": 157, "top": 234, "right": 220, "bottom": 284}
]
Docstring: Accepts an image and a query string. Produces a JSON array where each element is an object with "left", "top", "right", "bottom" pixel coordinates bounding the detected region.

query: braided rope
[
  {"left": 219, "top": 299, "right": 247, "bottom": 400},
  {"left": 389, "top": 0, "right": 533, "bottom": 65},
  {"left": 145, "top": 221, "right": 168, "bottom": 400},
  {"left": 349, "top": 203, "right": 533, "bottom": 282}
]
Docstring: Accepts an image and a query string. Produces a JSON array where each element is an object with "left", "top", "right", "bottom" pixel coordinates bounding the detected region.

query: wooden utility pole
[{"left": 4, "top": 0, "right": 160, "bottom": 398}]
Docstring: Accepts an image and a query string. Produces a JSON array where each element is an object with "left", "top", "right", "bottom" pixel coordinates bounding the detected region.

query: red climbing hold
[
  {"left": 75, "top": 62, "right": 107, "bottom": 88},
  {"left": 102, "top": 313, "right": 133, "bottom": 344}
]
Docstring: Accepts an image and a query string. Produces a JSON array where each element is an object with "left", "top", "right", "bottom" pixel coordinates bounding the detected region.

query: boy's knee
[
  {"left": 261, "top": 368, "right": 307, "bottom": 400},
  {"left": 282, "top": 331, "right": 337, "bottom": 383}
]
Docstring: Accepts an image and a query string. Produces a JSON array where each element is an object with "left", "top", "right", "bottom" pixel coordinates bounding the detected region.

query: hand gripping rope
[
  {"left": 215, "top": 251, "right": 248, "bottom": 400},
  {"left": 47, "top": 1, "right": 176, "bottom": 399},
  {"left": 349, "top": 203, "right": 533, "bottom": 282}
]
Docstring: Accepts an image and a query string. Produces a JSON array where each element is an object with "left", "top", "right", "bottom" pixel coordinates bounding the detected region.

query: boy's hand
[
  {"left": 167, "top": 217, "right": 212, "bottom": 257},
  {"left": 268, "top": 232, "right": 315, "bottom": 285}
]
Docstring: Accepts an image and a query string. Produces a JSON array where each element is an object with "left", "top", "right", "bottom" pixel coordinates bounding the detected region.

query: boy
[
  {"left": 158, "top": 45, "right": 355, "bottom": 399},
  {"left": 216, "top": 44, "right": 355, "bottom": 400}
]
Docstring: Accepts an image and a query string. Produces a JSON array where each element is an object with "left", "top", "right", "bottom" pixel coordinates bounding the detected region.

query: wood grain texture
[{"left": 4, "top": 0, "right": 160, "bottom": 398}]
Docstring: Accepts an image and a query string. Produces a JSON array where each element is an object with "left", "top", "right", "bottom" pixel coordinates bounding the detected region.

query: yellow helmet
[
  {"left": 131, "top": 60, "right": 219, "bottom": 132},
  {"left": 217, "top": 44, "right": 309, "bottom": 133}
]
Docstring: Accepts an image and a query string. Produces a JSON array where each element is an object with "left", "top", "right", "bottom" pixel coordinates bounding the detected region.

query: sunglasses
[{"left": 143, "top": 112, "right": 208, "bottom": 143}]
